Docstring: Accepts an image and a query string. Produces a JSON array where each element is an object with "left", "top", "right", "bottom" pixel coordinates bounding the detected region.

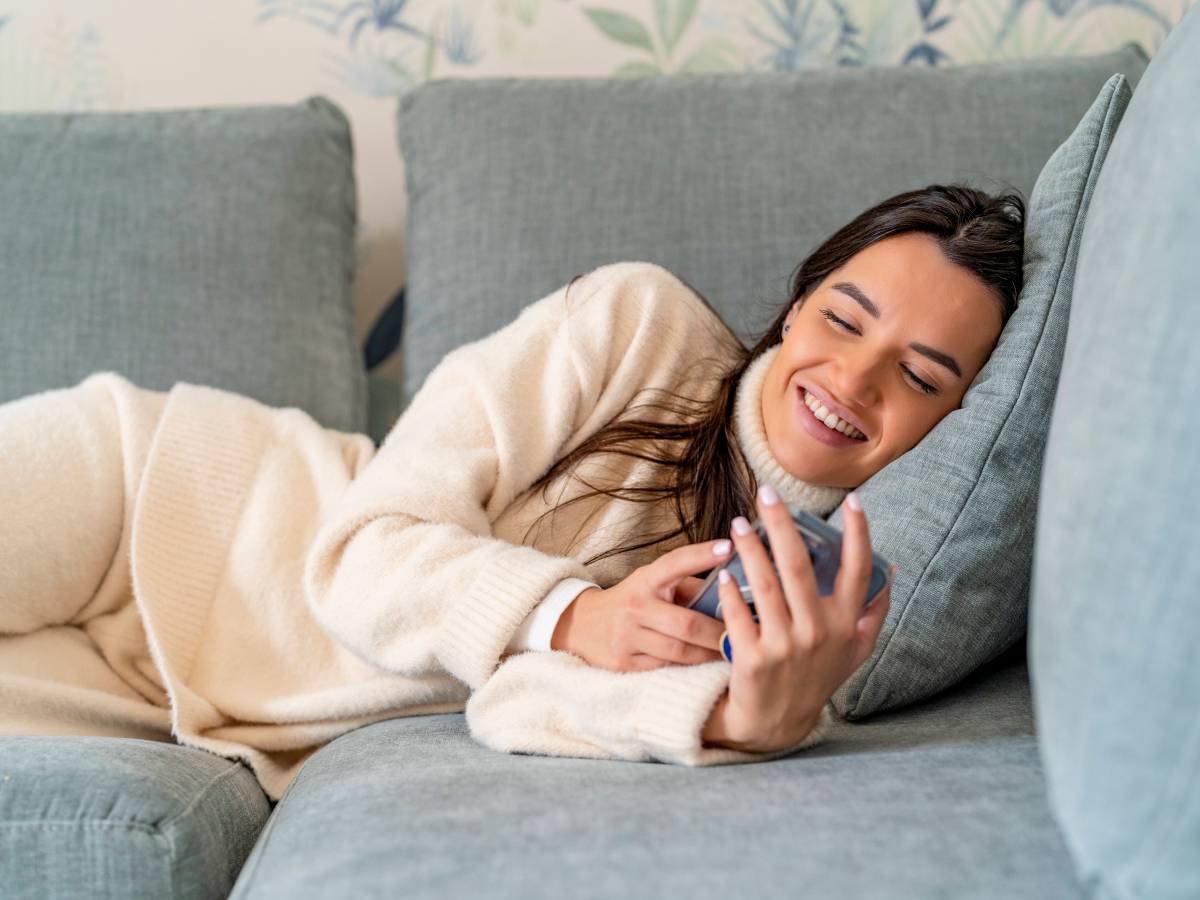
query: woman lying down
[{"left": 0, "top": 182, "right": 1024, "bottom": 802}]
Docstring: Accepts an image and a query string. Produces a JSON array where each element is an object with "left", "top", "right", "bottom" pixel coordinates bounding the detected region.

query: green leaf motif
[
  {"left": 583, "top": 7, "right": 656, "bottom": 54},
  {"left": 422, "top": 30, "right": 437, "bottom": 78},
  {"left": 654, "top": 0, "right": 671, "bottom": 50},
  {"left": 614, "top": 60, "right": 663, "bottom": 77},
  {"left": 678, "top": 36, "right": 736, "bottom": 73},
  {"left": 515, "top": 0, "right": 540, "bottom": 26},
  {"left": 668, "top": 0, "right": 699, "bottom": 54}
]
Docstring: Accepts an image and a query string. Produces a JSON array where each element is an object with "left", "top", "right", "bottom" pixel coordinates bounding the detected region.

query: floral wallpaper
[{"left": 0, "top": 0, "right": 1194, "bottom": 376}]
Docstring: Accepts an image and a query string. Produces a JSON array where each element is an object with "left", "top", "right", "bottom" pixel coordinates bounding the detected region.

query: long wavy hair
[{"left": 521, "top": 183, "right": 1026, "bottom": 566}]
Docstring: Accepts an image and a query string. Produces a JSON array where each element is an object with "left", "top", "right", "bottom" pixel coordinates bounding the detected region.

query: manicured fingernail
[
  {"left": 757, "top": 483, "right": 779, "bottom": 506},
  {"left": 731, "top": 516, "right": 751, "bottom": 536},
  {"left": 713, "top": 540, "right": 732, "bottom": 556},
  {"left": 718, "top": 569, "right": 732, "bottom": 584},
  {"left": 846, "top": 491, "right": 862, "bottom": 512}
]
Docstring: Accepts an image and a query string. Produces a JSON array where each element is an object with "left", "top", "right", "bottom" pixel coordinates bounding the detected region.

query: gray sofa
[{"left": 2, "top": 11, "right": 1197, "bottom": 898}]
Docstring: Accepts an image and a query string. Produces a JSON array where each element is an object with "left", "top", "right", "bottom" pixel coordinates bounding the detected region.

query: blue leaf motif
[
  {"left": 441, "top": 8, "right": 480, "bottom": 64},
  {"left": 902, "top": 42, "right": 950, "bottom": 66},
  {"left": 258, "top": 0, "right": 429, "bottom": 49}
]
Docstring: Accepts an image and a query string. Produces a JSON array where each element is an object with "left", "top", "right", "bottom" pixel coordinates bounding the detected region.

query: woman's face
[{"left": 762, "top": 232, "right": 1004, "bottom": 489}]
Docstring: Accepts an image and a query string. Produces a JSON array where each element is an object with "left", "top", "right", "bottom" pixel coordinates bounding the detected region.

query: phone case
[{"left": 686, "top": 502, "right": 892, "bottom": 628}]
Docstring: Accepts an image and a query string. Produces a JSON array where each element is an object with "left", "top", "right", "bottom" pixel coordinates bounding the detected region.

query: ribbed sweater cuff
[
  {"left": 440, "top": 546, "right": 594, "bottom": 690},
  {"left": 633, "top": 661, "right": 836, "bottom": 764},
  {"left": 131, "top": 387, "right": 266, "bottom": 695}
]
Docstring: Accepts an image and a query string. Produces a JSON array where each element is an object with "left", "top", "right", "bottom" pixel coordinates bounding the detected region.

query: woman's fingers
[
  {"left": 670, "top": 574, "right": 707, "bottom": 607},
  {"left": 638, "top": 596, "right": 727, "bottom": 653},
  {"left": 648, "top": 539, "right": 733, "bottom": 592},
  {"left": 635, "top": 624, "right": 724, "bottom": 664},
  {"left": 754, "top": 484, "right": 823, "bottom": 636},
  {"left": 625, "top": 653, "right": 670, "bottom": 672},
  {"left": 833, "top": 492, "right": 875, "bottom": 623},
  {"left": 729, "top": 514, "right": 786, "bottom": 635},
  {"left": 716, "top": 567, "right": 756, "bottom": 662}
]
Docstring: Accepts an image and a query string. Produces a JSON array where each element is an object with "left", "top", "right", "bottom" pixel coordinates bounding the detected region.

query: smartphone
[{"left": 686, "top": 502, "right": 892, "bottom": 631}]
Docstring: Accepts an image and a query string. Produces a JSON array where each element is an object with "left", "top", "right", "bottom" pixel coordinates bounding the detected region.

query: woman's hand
[
  {"left": 703, "top": 484, "right": 894, "bottom": 753},
  {"left": 551, "top": 539, "right": 736, "bottom": 672}
]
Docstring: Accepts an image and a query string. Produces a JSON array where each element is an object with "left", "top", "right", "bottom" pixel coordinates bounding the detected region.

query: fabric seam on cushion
[
  {"left": 0, "top": 820, "right": 162, "bottom": 834},
  {"left": 157, "top": 761, "right": 250, "bottom": 834},
  {"left": 848, "top": 76, "right": 1125, "bottom": 717}
]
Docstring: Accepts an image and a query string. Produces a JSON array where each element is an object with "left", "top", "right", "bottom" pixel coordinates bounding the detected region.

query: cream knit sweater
[{"left": 107, "top": 261, "right": 850, "bottom": 800}]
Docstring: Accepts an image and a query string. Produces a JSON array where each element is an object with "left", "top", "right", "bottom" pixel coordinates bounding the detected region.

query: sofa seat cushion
[
  {"left": 0, "top": 737, "right": 271, "bottom": 900},
  {"left": 230, "top": 643, "right": 1085, "bottom": 900}
]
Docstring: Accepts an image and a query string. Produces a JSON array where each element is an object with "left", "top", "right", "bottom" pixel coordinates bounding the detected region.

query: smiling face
[{"left": 762, "top": 232, "right": 1005, "bottom": 488}]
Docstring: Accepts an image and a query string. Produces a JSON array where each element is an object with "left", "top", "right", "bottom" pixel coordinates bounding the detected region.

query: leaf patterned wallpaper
[{"left": 0, "top": 0, "right": 1194, "bottom": 376}]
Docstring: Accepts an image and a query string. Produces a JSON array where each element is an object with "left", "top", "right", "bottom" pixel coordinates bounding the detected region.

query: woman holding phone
[{"left": 0, "top": 183, "right": 1023, "bottom": 800}]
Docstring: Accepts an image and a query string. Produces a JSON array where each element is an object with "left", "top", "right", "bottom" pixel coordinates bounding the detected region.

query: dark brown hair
[{"left": 523, "top": 183, "right": 1026, "bottom": 566}]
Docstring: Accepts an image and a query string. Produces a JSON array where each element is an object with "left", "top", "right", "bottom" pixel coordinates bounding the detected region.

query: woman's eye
[
  {"left": 904, "top": 367, "right": 938, "bottom": 395},
  {"left": 820, "top": 308, "right": 857, "bottom": 333},
  {"left": 820, "top": 308, "right": 939, "bottom": 396}
]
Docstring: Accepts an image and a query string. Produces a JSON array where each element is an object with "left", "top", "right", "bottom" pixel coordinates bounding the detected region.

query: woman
[{"left": 0, "top": 183, "right": 1024, "bottom": 801}]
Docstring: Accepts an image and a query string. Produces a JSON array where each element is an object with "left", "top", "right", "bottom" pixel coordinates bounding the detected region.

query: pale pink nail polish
[{"left": 757, "top": 483, "right": 779, "bottom": 506}]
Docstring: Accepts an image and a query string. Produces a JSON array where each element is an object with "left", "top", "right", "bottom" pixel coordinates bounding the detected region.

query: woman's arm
[
  {"left": 301, "top": 261, "right": 730, "bottom": 691},
  {"left": 465, "top": 650, "right": 836, "bottom": 763}
]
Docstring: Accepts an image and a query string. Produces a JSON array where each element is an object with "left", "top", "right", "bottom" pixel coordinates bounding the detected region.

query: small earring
[{"left": 783, "top": 324, "right": 791, "bottom": 334}]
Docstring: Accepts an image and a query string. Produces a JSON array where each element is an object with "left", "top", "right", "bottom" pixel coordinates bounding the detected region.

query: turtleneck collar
[{"left": 732, "top": 343, "right": 851, "bottom": 519}]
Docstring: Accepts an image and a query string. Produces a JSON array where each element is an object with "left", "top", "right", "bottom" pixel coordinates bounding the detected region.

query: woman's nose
[{"left": 832, "top": 358, "right": 882, "bottom": 407}]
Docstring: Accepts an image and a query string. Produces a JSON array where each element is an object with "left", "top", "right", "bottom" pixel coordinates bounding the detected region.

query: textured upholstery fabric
[
  {"left": 826, "top": 73, "right": 1133, "bottom": 718},
  {"left": 0, "top": 95, "right": 366, "bottom": 435},
  {"left": 230, "top": 643, "right": 1091, "bottom": 900},
  {"left": 1030, "top": 7, "right": 1200, "bottom": 900},
  {"left": 0, "top": 737, "right": 270, "bottom": 900},
  {"left": 396, "top": 44, "right": 1146, "bottom": 406}
]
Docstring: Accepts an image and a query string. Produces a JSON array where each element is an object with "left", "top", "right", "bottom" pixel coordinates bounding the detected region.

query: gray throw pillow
[
  {"left": 827, "top": 74, "right": 1134, "bottom": 718},
  {"left": 0, "top": 95, "right": 366, "bottom": 434}
]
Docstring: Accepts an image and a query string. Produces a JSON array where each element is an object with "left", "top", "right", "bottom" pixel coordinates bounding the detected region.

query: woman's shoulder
[{"left": 564, "top": 260, "right": 737, "bottom": 347}]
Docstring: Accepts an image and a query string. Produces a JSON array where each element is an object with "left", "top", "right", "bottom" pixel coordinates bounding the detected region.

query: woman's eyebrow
[{"left": 831, "top": 281, "right": 963, "bottom": 379}]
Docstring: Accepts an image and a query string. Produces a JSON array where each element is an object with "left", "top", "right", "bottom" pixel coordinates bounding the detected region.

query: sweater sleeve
[
  {"left": 465, "top": 651, "right": 837, "bottom": 764},
  {"left": 302, "top": 260, "right": 732, "bottom": 691},
  {"left": 506, "top": 578, "right": 599, "bottom": 654}
]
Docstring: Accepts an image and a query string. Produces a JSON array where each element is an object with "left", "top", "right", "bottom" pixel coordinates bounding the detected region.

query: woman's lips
[{"left": 795, "top": 385, "right": 865, "bottom": 448}]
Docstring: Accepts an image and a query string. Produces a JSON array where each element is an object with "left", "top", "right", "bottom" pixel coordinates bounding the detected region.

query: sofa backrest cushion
[
  {"left": 1031, "top": 8, "right": 1200, "bottom": 898},
  {"left": 396, "top": 45, "right": 1147, "bottom": 408},
  {"left": 0, "top": 95, "right": 366, "bottom": 434}
]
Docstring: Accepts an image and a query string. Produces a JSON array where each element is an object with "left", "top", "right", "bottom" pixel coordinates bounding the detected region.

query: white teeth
[{"left": 804, "top": 390, "right": 864, "bottom": 439}]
